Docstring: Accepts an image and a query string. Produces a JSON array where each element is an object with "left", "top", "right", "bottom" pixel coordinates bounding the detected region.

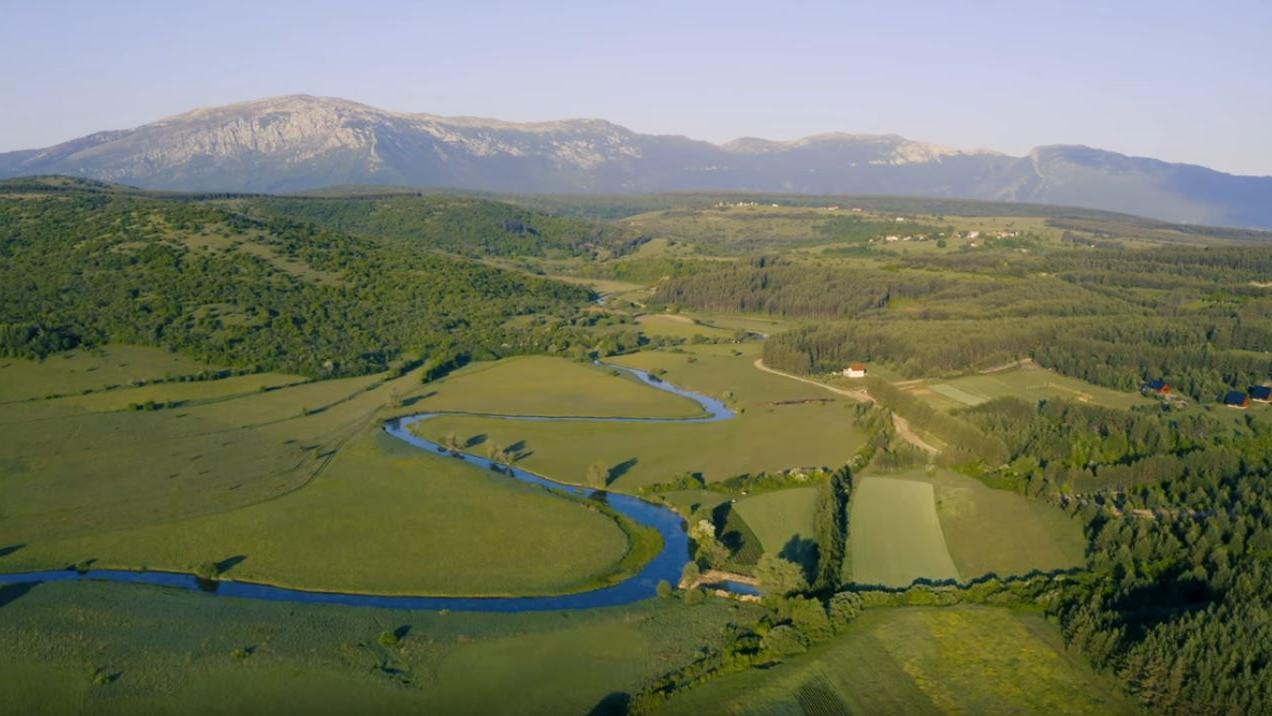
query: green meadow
[
  {"left": 0, "top": 355, "right": 653, "bottom": 596},
  {"left": 732, "top": 487, "right": 819, "bottom": 557},
  {"left": 414, "top": 355, "right": 703, "bottom": 418},
  {"left": 907, "top": 363, "right": 1151, "bottom": 412},
  {"left": 413, "top": 345, "right": 868, "bottom": 490},
  {"left": 847, "top": 470, "right": 1085, "bottom": 587},
  {"left": 0, "top": 345, "right": 215, "bottom": 402},
  {"left": 0, "top": 580, "right": 760, "bottom": 716},
  {"left": 662, "top": 606, "right": 1137, "bottom": 715},
  {"left": 849, "top": 477, "right": 960, "bottom": 587},
  {"left": 634, "top": 314, "right": 735, "bottom": 340}
]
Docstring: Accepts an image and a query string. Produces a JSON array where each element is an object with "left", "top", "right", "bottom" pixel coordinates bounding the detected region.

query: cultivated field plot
[
  {"left": 0, "top": 580, "right": 760, "bottom": 715},
  {"left": 413, "top": 355, "right": 703, "bottom": 418},
  {"left": 908, "top": 363, "right": 1149, "bottom": 412},
  {"left": 848, "top": 477, "right": 959, "bottom": 587},
  {"left": 662, "top": 606, "right": 1137, "bottom": 715},
  {"left": 732, "top": 487, "right": 819, "bottom": 558}
]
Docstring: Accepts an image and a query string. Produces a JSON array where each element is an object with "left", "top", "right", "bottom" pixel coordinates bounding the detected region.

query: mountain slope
[{"left": 3, "top": 95, "right": 1270, "bottom": 228}]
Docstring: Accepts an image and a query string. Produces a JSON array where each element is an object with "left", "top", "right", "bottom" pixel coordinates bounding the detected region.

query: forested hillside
[
  {"left": 229, "top": 193, "right": 646, "bottom": 258},
  {"left": 0, "top": 179, "right": 593, "bottom": 376},
  {"left": 653, "top": 251, "right": 1272, "bottom": 401}
]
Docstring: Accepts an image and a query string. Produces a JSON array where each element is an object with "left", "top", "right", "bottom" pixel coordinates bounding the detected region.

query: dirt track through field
[{"left": 752, "top": 359, "right": 939, "bottom": 455}]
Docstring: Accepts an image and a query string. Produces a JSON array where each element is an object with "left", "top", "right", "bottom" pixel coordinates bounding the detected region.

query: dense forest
[
  {"left": 229, "top": 194, "right": 646, "bottom": 258},
  {"left": 0, "top": 180, "right": 601, "bottom": 375}
]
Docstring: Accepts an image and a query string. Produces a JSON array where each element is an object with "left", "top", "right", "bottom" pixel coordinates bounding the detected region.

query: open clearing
[
  {"left": 413, "top": 344, "right": 868, "bottom": 490},
  {"left": 849, "top": 477, "right": 958, "bottom": 587},
  {"left": 413, "top": 355, "right": 703, "bottom": 418},
  {"left": 662, "top": 606, "right": 1137, "bottom": 715},
  {"left": 635, "top": 313, "right": 735, "bottom": 340},
  {"left": 1, "top": 351, "right": 647, "bottom": 596},
  {"left": 910, "top": 363, "right": 1150, "bottom": 412},
  {"left": 0, "top": 580, "right": 760, "bottom": 715}
]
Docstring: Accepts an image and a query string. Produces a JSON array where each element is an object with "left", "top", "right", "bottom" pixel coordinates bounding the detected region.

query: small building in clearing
[
  {"left": 1223, "top": 391, "right": 1250, "bottom": 409},
  {"left": 843, "top": 364, "right": 867, "bottom": 379},
  {"left": 1146, "top": 379, "right": 1172, "bottom": 396},
  {"left": 1250, "top": 385, "right": 1271, "bottom": 403}
]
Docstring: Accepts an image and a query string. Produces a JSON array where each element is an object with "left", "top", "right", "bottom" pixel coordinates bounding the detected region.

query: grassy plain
[
  {"left": 634, "top": 314, "right": 734, "bottom": 340},
  {"left": 848, "top": 477, "right": 959, "bottom": 587},
  {"left": 906, "top": 363, "right": 1151, "bottom": 412},
  {"left": 847, "top": 470, "right": 1085, "bottom": 586},
  {"left": 662, "top": 606, "right": 1136, "bottom": 715},
  {"left": 414, "top": 355, "right": 703, "bottom": 418},
  {"left": 0, "top": 345, "right": 215, "bottom": 402},
  {"left": 0, "top": 580, "right": 760, "bottom": 715},
  {"left": 1, "top": 353, "right": 649, "bottom": 596},
  {"left": 413, "top": 345, "right": 867, "bottom": 490}
]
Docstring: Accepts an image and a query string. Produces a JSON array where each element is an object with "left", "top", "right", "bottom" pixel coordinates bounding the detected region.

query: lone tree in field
[
  {"left": 442, "top": 432, "right": 462, "bottom": 453},
  {"left": 487, "top": 442, "right": 509, "bottom": 465},
  {"left": 688, "top": 517, "right": 730, "bottom": 568},
  {"left": 587, "top": 461, "right": 610, "bottom": 488},
  {"left": 756, "top": 553, "right": 809, "bottom": 596}
]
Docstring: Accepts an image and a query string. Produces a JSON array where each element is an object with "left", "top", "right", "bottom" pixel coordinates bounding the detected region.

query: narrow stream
[{"left": 0, "top": 363, "right": 740, "bottom": 611}]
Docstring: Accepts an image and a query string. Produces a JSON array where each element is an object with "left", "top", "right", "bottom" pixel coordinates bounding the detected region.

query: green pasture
[
  {"left": 0, "top": 580, "right": 759, "bottom": 715},
  {"left": 732, "top": 488, "right": 819, "bottom": 558},
  {"left": 635, "top": 314, "right": 734, "bottom": 340},
  {"left": 663, "top": 606, "right": 1136, "bottom": 715},
  {"left": 847, "top": 470, "right": 1085, "bottom": 587},
  {"left": 909, "top": 364, "right": 1150, "bottom": 412},
  {"left": 416, "top": 355, "right": 703, "bottom": 418},
  {"left": 1, "top": 354, "right": 650, "bottom": 596},
  {"left": 0, "top": 345, "right": 214, "bottom": 403},
  {"left": 413, "top": 346, "right": 866, "bottom": 490},
  {"left": 848, "top": 477, "right": 959, "bottom": 587}
]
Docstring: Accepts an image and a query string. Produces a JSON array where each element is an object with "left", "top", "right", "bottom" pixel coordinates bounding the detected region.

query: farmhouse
[
  {"left": 1250, "top": 385, "right": 1271, "bottom": 403},
  {"left": 1223, "top": 391, "right": 1250, "bottom": 409},
  {"left": 843, "top": 363, "right": 867, "bottom": 379},
  {"left": 1145, "top": 379, "right": 1172, "bottom": 396}
]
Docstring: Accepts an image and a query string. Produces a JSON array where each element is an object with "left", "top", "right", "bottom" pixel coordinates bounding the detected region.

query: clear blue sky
[{"left": 4, "top": 0, "right": 1271, "bottom": 175}]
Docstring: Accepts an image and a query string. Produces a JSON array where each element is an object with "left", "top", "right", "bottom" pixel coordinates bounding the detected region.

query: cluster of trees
[
  {"left": 0, "top": 185, "right": 600, "bottom": 376},
  {"left": 938, "top": 396, "right": 1272, "bottom": 711}
]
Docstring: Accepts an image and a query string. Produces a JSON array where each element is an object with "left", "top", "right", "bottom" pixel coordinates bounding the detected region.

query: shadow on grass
[
  {"left": 215, "top": 555, "right": 248, "bottom": 574},
  {"left": 608, "top": 457, "right": 639, "bottom": 484},
  {"left": 0, "top": 582, "right": 36, "bottom": 609},
  {"left": 588, "top": 692, "right": 631, "bottom": 716},
  {"left": 0, "top": 543, "right": 25, "bottom": 558}
]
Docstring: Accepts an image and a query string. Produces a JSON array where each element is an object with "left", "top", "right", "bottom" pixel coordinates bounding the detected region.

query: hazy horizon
[{"left": 5, "top": 0, "right": 1271, "bottom": 176}]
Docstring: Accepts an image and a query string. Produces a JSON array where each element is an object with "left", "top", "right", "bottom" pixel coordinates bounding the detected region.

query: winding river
[{"left": 0, "top": 363, "right": 749, "bottom": 611}]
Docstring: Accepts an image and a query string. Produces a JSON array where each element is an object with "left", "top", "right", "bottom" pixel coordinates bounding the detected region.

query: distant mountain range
[{"left": 3, "top": 95, "right": 1270, "bottom": 228}]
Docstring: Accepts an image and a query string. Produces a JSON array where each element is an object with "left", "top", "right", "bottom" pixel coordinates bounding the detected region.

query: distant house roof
[
  {"left": 1251, "top": 385, "right": 1272, "bottom": 401},
  {"left": 1147, "top": 379, "right": 1170, "bottom": 392},
  {"left": 850, "top": 363, "right": 866, "bottom": 371},
  {"left": 1223, "top": 391, "right": 1249, "bottom": 407}
]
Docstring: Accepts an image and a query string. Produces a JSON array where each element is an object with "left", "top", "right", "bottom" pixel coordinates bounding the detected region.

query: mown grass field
[
  {"left": 848, "top": 477, "right": 959, "bottom": 587},
  {"left": 906, "top": 363, "right": 1150, "bottom": 412},
  {"left": 847, "top": 470, "right": 1085, "bottom": 587},
  {"left": 1, "top": 352, "right": 650, "bottom": 596},
  {"left": 414, "top": 355, "right": 703, "bottom": 418},
  {"left": 0, "top": 580, "right": 760, "bottom": 715},
  {"left": 413, "top": 345, "right": 868, "bottom": 490},
  {"left": 662, "top": 606, "right": 1137, "bottom": 715},
  {"left": 732, "top": 488, "right": 819, "bottom": 558}
]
